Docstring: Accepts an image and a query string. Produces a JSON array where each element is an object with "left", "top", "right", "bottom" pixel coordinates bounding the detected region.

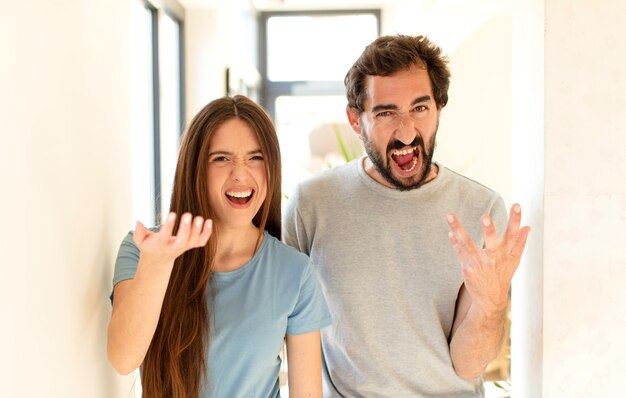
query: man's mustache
[{"left": 387, "top": 136, "right": 423, "bottom": 151}]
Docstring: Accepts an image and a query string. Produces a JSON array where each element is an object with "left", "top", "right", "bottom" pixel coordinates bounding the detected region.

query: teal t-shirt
[{"left": 112, "top": 231, "right": 333, "bottom": 398}]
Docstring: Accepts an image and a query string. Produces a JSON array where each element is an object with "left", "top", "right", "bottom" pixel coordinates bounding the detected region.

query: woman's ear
[{"left": 346, "top": 106, "right": 362, "bottom": 135}]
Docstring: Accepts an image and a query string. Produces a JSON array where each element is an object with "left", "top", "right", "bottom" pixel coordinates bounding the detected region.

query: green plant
[{"left": 332, "top": 123, "right": 361, "bottom": 163}]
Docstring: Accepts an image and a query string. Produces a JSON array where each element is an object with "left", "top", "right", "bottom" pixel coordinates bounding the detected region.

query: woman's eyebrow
[{"left": 208, "top": 148, "right": 262, "bottom": 157}]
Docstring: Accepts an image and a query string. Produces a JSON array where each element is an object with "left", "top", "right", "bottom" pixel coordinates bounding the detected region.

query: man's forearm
[{"left": 449, "top": 304, "right": 507, "bottom": 380}]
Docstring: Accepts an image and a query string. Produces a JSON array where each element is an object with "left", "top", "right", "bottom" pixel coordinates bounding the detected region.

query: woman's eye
[
  {"left": 250, "top": 155, "right": 264, "bottom": 161},
  {"left": 212, "top": 156, "right": 228, "bottom": 162}
]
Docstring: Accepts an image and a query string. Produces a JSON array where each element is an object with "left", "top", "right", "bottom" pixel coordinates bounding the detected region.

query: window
[
  {"left": 158, "top": 10, "right": 185, "bottom": 219},
  {"left": 130, "top": 0, "right": 185, "bottom": 228},
  {"left": 129, "top": 2, "right": 184, "bottom": 393},
  {"left": 130, "top": 0, "right": 158, "bottom": 227},
  {"left": 259, "top": 10, "right": 379, "bottom": 201}
]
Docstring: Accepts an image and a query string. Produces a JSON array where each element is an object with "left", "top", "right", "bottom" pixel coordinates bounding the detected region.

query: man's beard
[{"left": 362, "top": 128, "right": 437, "bottom": 191}]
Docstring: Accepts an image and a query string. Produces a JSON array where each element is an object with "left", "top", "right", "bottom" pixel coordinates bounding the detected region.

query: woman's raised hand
[{"left": 132, "top": 212, "right": 213, "bottom": 267}]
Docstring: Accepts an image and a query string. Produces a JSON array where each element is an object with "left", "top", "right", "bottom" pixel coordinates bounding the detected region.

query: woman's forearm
[{"left": 107, "top": 257, "right": 174, "bottom": 374}]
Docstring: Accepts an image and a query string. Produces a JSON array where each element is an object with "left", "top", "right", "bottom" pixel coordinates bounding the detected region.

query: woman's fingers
[
  {"left": 136, "top": 212, "right": 211, "bottom": 255},
  {"left": 200, "top": 219, "right": 213, "bottom": 244},
  {"left": 173, "top": 213, "right": 193, "bottom": 248},
  {"left": 132, "top": 221, "right": 148, "bottom": 246},
  {"left": 160, "top": 212, "right": 177, "bottom": 239},
  {"left": 188, "top": 216, "right": 213, "bottom": 248}
]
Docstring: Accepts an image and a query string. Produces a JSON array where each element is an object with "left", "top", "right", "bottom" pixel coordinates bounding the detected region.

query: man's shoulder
[
  {"left": 295, "top": 161, "right": 357, "bottom": 196},
  {"left": 440, "top": 166, "right": 502, "bottom": 200},
  {"left": 264, "top": 233, "right": 311, "bottom": 267}
]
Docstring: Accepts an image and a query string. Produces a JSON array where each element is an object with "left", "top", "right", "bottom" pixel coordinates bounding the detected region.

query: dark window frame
[
  {"left": 164, "top": 6, "right": 186, "bottom": 137},
  {"left": 258, "top": 9, "right": 381, "bottom": 118},
  {"left": 142, "top": 1, "right": 185, "bottom": 224},
  {"left": 146, "top": 1, "right": 162, "bottom": 223}
]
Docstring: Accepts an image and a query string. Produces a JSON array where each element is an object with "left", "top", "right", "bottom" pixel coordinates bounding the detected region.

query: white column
[
  {"left": 511, "top": 0, "right": 544, "bottom": 396},
  {"left": 513, "top": 0, "right": 626, "bottom": 396}
]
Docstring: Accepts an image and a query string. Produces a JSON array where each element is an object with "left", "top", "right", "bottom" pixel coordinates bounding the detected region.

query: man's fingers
[
  {"left": 510, "top": 225, "right": 531, "bottom": 259},
  {"left": 446, "top": 212, "right": 480, "bottom": 261},
  {"left": 448, "top": 230, "right": 468, "bottom": 261},
  {"left": 481, "top": 215, "right": 498, "bottom": 252},
  {"left": 503, "top": 204, "right": 522, "bottom": 249}
]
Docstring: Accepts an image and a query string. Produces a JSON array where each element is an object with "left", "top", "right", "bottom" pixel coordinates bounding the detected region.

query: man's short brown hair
[{"left": 344, "top": 35, "right": 451, "bottom": 112}]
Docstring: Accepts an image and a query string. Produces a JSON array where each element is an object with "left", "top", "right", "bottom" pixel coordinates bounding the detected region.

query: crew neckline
[{"left": 212, "top": 231, "right": 269, "bottom": 282}]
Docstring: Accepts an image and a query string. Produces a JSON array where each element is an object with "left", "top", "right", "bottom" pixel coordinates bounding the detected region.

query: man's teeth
[
  {"left": 226, "top": 190, "right": 252, "bottom": 198},
  {"left": 405, "top": 157, "right": 418, "bottom": 172},
  {"left": 391, "top": 146, "right": 417, "bottom": 156}
]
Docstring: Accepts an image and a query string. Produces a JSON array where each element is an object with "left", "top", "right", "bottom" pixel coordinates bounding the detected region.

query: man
[{"left": 283, "top": 35, "right": 530, "bottom": 397}]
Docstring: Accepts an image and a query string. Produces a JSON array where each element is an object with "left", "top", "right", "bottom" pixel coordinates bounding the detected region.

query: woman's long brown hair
[{"left": 140, "top": 95, "right": 282, "bottom": 397}]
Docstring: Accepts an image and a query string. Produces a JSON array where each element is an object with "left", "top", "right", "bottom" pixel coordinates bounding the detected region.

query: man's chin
[{"left": 386, "top": 164, "right": 432, "bottom": 191}]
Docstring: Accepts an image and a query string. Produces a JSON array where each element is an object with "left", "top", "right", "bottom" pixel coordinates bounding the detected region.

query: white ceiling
[{"left": 179, "top": 0, "right": 386, "bottom": 10}]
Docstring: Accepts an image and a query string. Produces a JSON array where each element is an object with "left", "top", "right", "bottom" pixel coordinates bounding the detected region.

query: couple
[{"left": 107, "top": 34, "right": 530, "bottom": 398}]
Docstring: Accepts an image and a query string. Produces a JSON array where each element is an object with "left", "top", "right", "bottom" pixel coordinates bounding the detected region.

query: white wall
[
  {"left": 510, "top": 0, "right": 544, "bottom": 395},
  {"left": 385, "top": 0, "right": 513, "bottom": 206},
  {"left": 542, "top": 0, "right": 626, "bottom": 395},
  {"left": 512, "top": 0, "right": 626, "bottom": 396},
  {"left": 0, "top": 1, "right": 135, "bottom": 396},
  {"left": 185, "top": 0, "right": 258, "bottom": 120}
]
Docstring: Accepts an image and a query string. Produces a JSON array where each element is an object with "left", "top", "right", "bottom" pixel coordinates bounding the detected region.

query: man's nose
[{"left": 396, "top": 114, "right": 417, "bottom": 145}]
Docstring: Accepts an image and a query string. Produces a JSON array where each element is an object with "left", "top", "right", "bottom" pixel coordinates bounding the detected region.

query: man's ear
[{"left": 346, "top": 106, "right": 362, "bottom": 135}]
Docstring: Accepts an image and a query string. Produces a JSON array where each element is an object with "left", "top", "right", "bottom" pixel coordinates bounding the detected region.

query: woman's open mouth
[{"left": 225, "top": 189, "right": 254, "bottom": 206}]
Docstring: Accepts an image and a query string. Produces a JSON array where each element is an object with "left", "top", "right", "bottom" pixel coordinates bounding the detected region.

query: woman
[{"left": 107, "top": 95, "right": 332, "bottom": 397}]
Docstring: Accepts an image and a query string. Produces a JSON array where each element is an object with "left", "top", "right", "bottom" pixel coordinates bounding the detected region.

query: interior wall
[
  {"left": 0, "top": 1, "right": 136, "bottom": 396},
  {"left": 184, "top": 0, "right": 258, "bottom": 121},
  {"left": 385, "top": 0, "right": 513, "bottom": 207},
  {"left": 542, "top": 0, "right": 626, "bottom": 395},
  {"left": 184, "top": 8, "right": 223, "bottom": 119}
]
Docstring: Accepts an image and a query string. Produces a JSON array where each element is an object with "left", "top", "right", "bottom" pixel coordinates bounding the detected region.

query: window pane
[
  {"left": 275, "top": 95, "right": 363, "bottom": 200},
  {"left": 130, "top": 0, "right": 156, "bottom": 227},
  {"left": 159, "top": 13, "right": 182, "bottom": 216},
  {"left": 267, "top": 14, "right": 377, "bottom": 81}
]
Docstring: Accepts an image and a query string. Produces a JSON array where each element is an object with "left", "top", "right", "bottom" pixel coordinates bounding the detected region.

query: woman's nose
[{"left": 230, "top": 161, "right": 248, "bottom": 181}]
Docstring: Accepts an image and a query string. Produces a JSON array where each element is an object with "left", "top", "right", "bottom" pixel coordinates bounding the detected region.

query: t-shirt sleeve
[
  {"left": 110, "top": 231, "right": 140, "bottom": 304},
  {"left": 282, "top": 184, "right": 311, "bottom": 255},
  {"left": 286, "top": 261, "right": 333, "bottom": 335}
]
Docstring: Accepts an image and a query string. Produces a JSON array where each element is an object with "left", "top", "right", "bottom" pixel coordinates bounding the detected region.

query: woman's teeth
[{"left": 226, "top": 190, "right": 252, "bottom": 198}]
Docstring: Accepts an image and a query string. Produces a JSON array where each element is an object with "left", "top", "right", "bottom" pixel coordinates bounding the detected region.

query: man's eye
[
  {"left": 376, "top": 111, "right": 393, "bottom": 118},
  {"left": 414, "top": 105, "right": 427, "bottom": 112}
]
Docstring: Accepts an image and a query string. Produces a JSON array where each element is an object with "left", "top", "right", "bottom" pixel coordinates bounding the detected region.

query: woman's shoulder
[{"left": 262, "top": 233, "right": 312, "bottom": 271}]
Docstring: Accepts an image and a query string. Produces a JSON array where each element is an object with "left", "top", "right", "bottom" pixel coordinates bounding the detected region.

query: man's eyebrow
[
  {"left": 411, "top": 95, "right": 432, "bottom": 105},
  {"left": 371, "top": 103, "right": 399, "bottom": 113},
  {"left": 208, "top": 148, "right": 262, "bottom": 157},
  {"left": 370, "top": 95, "right": 433, "bottom": 113}
]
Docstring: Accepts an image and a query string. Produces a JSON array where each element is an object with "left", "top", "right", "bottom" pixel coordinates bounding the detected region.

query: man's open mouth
[{"left": 390, "top": 146, "right": 418, "bottom": 172}]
